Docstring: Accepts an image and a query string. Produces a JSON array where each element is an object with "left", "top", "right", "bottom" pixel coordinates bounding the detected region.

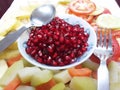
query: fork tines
[{"left": 96, "top": 28, "right": 112, "bottom": 50}]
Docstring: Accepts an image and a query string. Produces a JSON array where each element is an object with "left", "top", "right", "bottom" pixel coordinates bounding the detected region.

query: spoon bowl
[{"left": 30, "top": 4, "right": 56, "bottom": 26}]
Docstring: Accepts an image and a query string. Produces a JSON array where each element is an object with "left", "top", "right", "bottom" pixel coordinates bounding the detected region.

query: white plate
[{"left": 18, "top": 14, "right": 97, "bottom": 70}]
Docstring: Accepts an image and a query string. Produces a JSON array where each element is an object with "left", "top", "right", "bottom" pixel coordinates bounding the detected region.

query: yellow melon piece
[{"left": 96, "top": 14, "right": 120, "bottom": 29}]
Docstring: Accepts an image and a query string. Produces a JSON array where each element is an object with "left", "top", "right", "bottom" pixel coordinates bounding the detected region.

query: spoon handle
[{"left": 0, "top": 26, "right": 28, "bottom": 52}]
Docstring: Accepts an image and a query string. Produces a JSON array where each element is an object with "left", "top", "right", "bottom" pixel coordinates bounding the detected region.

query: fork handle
[{"left": 97, "top": 60, "right": 109, "bottom": 90}]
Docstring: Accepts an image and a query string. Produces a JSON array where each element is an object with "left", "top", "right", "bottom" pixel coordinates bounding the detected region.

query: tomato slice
[
  {"left": 107, "top": 30, "right": 120, "bottom": 62},
  {"left": 112, "top": 30, "right": 120, "bottom": 37},
  {"left": 66, "top": 8, "right": 94, "bottom": 23},
  {"left": 68, "top": 0, "right": 96, "bottom": 15}
]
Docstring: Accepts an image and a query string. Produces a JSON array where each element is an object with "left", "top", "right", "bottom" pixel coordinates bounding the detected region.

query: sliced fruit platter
[{"left": 0, "top": 0, "right": 120, "bottom": 90}]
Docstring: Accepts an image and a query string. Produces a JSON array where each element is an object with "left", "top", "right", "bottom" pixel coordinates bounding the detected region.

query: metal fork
[{"left": 94, "top": 28, "right": 113, "bottom": 90}]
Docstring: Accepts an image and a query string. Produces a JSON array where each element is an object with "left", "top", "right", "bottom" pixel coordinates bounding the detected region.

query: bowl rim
[{"left": 18, "top": 14, "right": 97, "bottom": 70}]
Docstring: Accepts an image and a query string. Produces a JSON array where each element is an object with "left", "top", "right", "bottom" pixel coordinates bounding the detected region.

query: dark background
[
  {"left": 0, "top": 0, "right": 120, "bottom": 18},
  {"left": 0, "top": 0, "right": 13, "bottom": 18},
  {"left": 116, "top": 0, "right": 120, "bottom": 7}
]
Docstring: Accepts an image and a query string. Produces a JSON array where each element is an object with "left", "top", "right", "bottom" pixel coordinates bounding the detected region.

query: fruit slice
[
  {"left": 90, "top": 6, "right": 104, "bottom": 15},
  {"left": 108, "top": 61, "right": 119, "bottom": 83},
  {"left": 4, "top": 76, "right": 21, "bottom": 90},
  {"left": 64, "top": 86, "right": 71, "bottom": 90},
  {"left": 96, "top": 14, "right": 120, "bottom": 29},
  {"left": 118, "top": 65, "right": 120, "bottom": 82},
  {"left": 69, "top": 77, "right": 97, "bottom": 90},
  {"left": 58, "top": 0, "right": 71, "bottom": 5},
  {"left": 82, "top": 59, "right": 99, "bottom": 71},
  {"left": 31, "top": 70, "right": 53, "bottom": 86},
  {"left": 0, "top": 60, "right": 8, "bottom": 79},
  {"left": 0, "top": 18, "right": 21, "bottom": 36},
  {"left": 110, "top": 83, "right": 120, "bottom": 90},
  {"left": 50, "top": 82, "right": 65, "bottom": 90},
  {"left": 53, "top": 70, "right": 72, "bottom": 83},
  {"left": 0, "top": 50, "right": 20, "bottom": 60},
  {"left": 22, "top": 59, "right": 34, "bottom": 67},
  {"left": 0, "top": 60, "right": 24, "bottom": 86},
  {"left": 16, "top": 85, "right": 35, "bottom": 90},
  {"left": 0, "top": 86, "right": 3, "bottom": 90},
  {"left": 18, "top": 67, "right": 41, "bottom": 83}
]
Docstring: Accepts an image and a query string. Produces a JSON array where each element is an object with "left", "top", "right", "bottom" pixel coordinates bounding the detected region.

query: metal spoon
[{"left": 0, "top": 4, "right": 56, "bottom": 52}]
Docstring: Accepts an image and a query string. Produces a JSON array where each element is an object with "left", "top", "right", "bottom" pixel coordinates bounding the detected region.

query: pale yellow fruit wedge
[
  {"left": 16, "top": 85, "right": 35, "bottom": 90},
  {"left": 108, "top": 61, "right": 119, "bottom": 83},
  {"left": 0, "top": 18, "right": 22, "bottom": 36},
  {"left": 69, "top": 77, "right": 97, "bottom": 90},
  {"left": 64, "top": 86, "right": 71, "bottom": 90},
  {"left": 15, "top": 10, "right": 31, "bottom": 21},
  {"left": 58, "top": 0, "right": 71, "bottom": 5},
  {"left": 18, "top": 67, "right": 41, "bottom": 83},
  {"left": 90, "top": 6, "right": 104, "bottom": 15},
  {"left": 0, "top": 60, "right": 8, "bottom": 79},
  {"left": 82, "top": 59, "right": 99, "bottom": 71},
  {"left": 118, "top": 68, "right": 120, "bottom": 83},
  {"left": 19, "top": 0, "right": 42, "bottom": 11},
  {"left": 17, "top": 0, "right": 42, "bottom": 20},
  {"left": 0, "top": 60, "right": 24, "bottom": 86},
  {"left": 0, "top": 18, "right": 17, "bottom": 36},
  {"left": 22, "top": 59, "right": 34, "bottom": 67},
  {"left": 53, "top": 70, "right": 72, "bottom": 83},
  {"left": 50, "top": 82, "right": 65, "bottom": 90},
  {"left": 31, "top": 69, "right": 53, "bottom": 86},
  {"left": 0, "top": 87, "right": 3, "bottom": 90},
  {"left": 96, "top": 14, "right": 120, "bottom": 29},
  {"left": 110, "top": 83, "right": 120, "bottom": 90},
  {"left": 0, "top": 50, "right": 20, "bottom": 59}
]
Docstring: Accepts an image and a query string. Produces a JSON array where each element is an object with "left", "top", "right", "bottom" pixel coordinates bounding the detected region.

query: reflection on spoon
[{"left": 30, "top": 4, "right": 56, "bottom": 26}]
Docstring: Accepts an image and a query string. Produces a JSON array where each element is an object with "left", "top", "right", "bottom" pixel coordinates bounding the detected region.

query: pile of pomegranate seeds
[{"left": 26, "top": 17, "right": 89, "bottom": 66}]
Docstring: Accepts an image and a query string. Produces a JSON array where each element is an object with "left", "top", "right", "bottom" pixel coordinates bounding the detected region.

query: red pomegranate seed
[
  {"left": 25, "top": 17, "right": 89, "bottom": 66},
  {"left": 37, "top": 58, "right": 43, "bottom": 63},
  {"left": 52, "top": 61, "right": 58, "bottom": 66}
]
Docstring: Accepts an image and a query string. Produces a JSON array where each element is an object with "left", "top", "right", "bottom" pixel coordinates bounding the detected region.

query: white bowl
[{"left": 18, "top": 14, "right": 97, "bottom": 70}]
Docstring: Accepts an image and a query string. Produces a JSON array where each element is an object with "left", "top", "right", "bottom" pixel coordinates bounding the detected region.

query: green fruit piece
[
  {"left": 64, "top": 86, "right": 71, "bottom": 90},
  {"left": 18, "top": 67, "right": 41, "bottom": 83},
  {"left": 82, "top": 59, "right": 99, "bottom": 71},
  {"left": 53, "top": 70, "right": 72, "bottom": 83},
  {"left": 31, "top": 70, "right": 53, "bottom": 86},
  {"left": 70, "top": 77, "right": 97, "bottom": 90},
  {"left": 22, "top": 59, "right": 34, "bottom": 67},
  {"left": 16, "top": 85, "right": 35, "bottom": 90},
  {"left": 0, "top": 59, "right": 8, "bottom": 79},
  {"left": 96, "top": 14, "right": 120, "bottom": 29},
  {"left": 50, "top": 82, "right": 65, "bottom": 90},
  {"left": 110, "top": 83, "right": 120, "bottom": 90},
  {"left": 0, "top": 60, "right": 24, "bottom": 86},
  {"left": 0, "top": 86, "right": 3, "bottom": 90},
  {"left": 108, "top": 61, "right": 119, "bottom": 83}
]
